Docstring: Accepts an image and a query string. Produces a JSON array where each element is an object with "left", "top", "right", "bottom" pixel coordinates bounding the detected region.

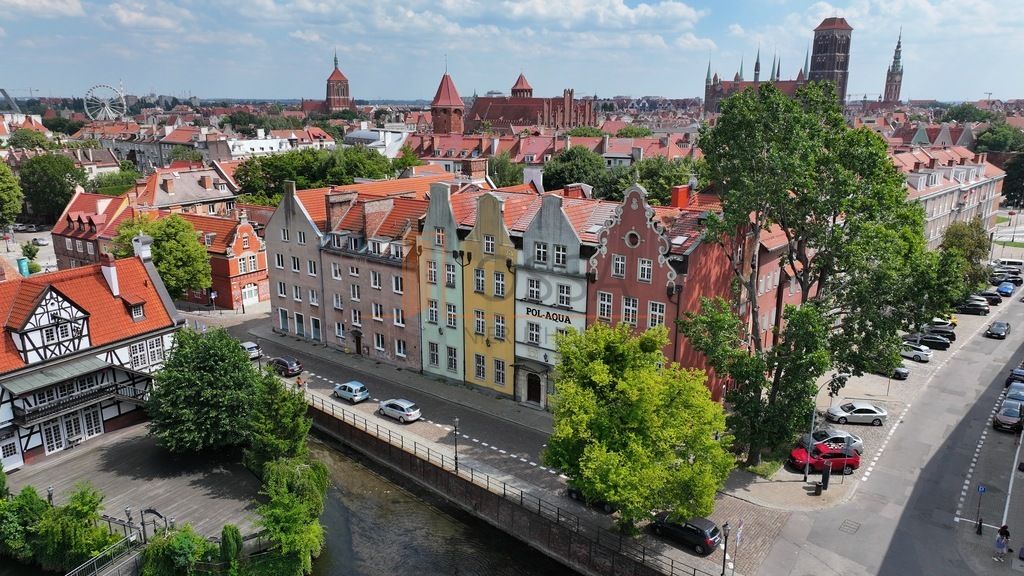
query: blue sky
[{"left": 0, "top": 0, "right": 1021, "bottom": 102}]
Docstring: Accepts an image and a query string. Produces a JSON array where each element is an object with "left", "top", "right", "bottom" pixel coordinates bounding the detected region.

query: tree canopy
[
  {"left": 543, "top": 324, "right": 733, "bottom": 530},
  {"left": 615, "top": 125, "right": 653, "bottom": 138},
  {"left": 488, "top": 151, "right": 524, "bottom": 188},
  {"left": 941, "top": 102, "right": 997, "bottom": 123},
  {"left": 235, "top": 146, "right": 393, "bottom": 206},
  {"left": 245, "top": 370, "right": 312, "bottom": 476},
  {"left": 85, "top": 168, "right": 141, "bottom": 196},
  {"left": 976, "top": 122, "right": 1024, "bottom": 152},
  {"left": 0, "top": 163, "right": 24, "bottom": 231},
  {"left": 940, "top": 218, "right": 992, "bottom": 291},
  {"left": 390, "top": 144, "right": 424, "bottom": 176},
  {"left": 168, "top": 145, "right": 203, "bottom": 163},
  {"left": 7, "top": 129, "right": 50, "bottom": 149},
  {"left": 1003, "top": 154, "right": 1024, "bottom": 208},
  {"left": 542, "top": 146, "right": 607, "bottom": 193},
  {"left": 18, "top": 153, "right": 87, "bottom": 220},
  {"left": 42, "top": 117, "right": 85, "bottom": 136},
  {"left": 565, "top": 126, "right": 605, "bottom": 137},
  {"left": 112, "top": 214, "right": 211, "bottom": 300}
]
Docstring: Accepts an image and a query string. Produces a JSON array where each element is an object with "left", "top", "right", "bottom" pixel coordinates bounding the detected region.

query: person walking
[
  {"left": 995, "top": 531, "right": 1009, "bottom": 562},
  {"left": 1000, "top": 525, "right": 1012, "bottom": 554}
]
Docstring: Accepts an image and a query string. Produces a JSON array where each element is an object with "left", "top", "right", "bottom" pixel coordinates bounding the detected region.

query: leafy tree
[
  {"left": 487, "top": 152, "right": 524, "bottom": 188},
  {"left": 7, "top": 129, "right": 49, "bottom": 149},
  {"left": 615, "top": 125, "right": 653, "bottom": 138},
  {"left": 0, "top": 163, "right": 24, "bottom": 231},
  {"left": 112, "top": 214, "right": 212, "bottom": 299},
  {"left": 42, "top": 117, "right": 85, "bottom": 136},
  {"left": 257, "top": 458, "right": 329, "bottom": 575},
  {"left": 0, "top": 466, "right": 7, "bottom": 499},
  {"left": 976, "top": 122, "right": 1024, "bottom": 152},
  {"left": 168, "top": 145, "right": 203, "bottom": 163},
  {"left": 329, "top": 109, "right": 358, "bottom": 121},
  {"left": 941, "top": 218, "right": 992, "bottom": 290},
  {"left": 391, "top": 144, "right": 424, "bottom": 176},
  {"left": 31, "top": 482, "right": 118, "bottom": 571},
  {"left": 565, "top": 126, "right": 605, "bottom": 137},
  {"left": 236, "top": 147, "right": 392, "bottom": 206},
  {"left": 219, "top": 524, "right": 243, "bottom": 566},
  {"left": 1004, "top": 154, "right": 1024, "bottom": 208},
  {"left": 543, "top": 324, "right": 733, "bottom": 530},
  {"left": 148, "top": 328, "right": 259, "bottom": 453},
  {"left": 311, "top": 120, "right": 343, "bottom": 143},
  {"left": 542, "top": 146, "right": 606, "bottom": 192},
  {"left": 245, "top": 372, "right": 312, "bottom": 476},
  {"left": 141, "top": 524, "right": 217, "bottom": 576},
  {"left": 86, "top": 168, "right": 142, "bottom": 196},
  {"left": 0, "top": 486, "right": 49, "bottom": 563},
  {"left": 18, "top": 153, "right": 87, "bottom": 220},
  {"left": 623, "top": 156, "right": 705, "bottom": 205},
  {"left": 321, "top": 145, "right": 392, "bottom": 184},
  {"left": 692, "top": 81, "right": 954, "bottom": 464},
  {"left": 941, "top": 103, "right": 996, "bottom": 123},
  {"left": 20, "top": 241, "right": 38, "bottom": 261}
]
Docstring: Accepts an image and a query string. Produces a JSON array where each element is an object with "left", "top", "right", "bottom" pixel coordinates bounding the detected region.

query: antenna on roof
[{"left": 444, "top": 53, "right": 448, "bottom": 74}]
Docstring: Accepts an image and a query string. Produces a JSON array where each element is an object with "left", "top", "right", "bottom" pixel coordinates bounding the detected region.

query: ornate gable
[{"left": 10, "top": 287, "right": 91, "bottom": 364}]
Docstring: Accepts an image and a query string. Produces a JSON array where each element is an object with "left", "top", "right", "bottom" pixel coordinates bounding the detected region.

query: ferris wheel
[{"left": 84, "top": 84, "right": 127, "bottom": 121}]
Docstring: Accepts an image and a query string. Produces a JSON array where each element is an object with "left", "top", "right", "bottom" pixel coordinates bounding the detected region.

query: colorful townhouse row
[{"left": 265, "top": 172, "right": 802, "bottom": 409}]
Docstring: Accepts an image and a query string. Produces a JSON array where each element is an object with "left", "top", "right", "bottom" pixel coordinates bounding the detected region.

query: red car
[{"left": 789, "top": 443, "right": 861, "bottom": 475}]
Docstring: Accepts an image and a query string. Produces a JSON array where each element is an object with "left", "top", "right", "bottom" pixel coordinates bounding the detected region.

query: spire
[
  {"left": 775, "top": 58, "right": 781, "bottom": 81},
  {"left": 803, "top": 44, "right": 810, "bottom": 77},
  {"left": 739, "top": 57, "right": 744, "bottom": 81},
  {"left": 333, "top": 49, "right": 338, "bottom": 70},
  {"left": 706, "top": 60, "right": 712, "bottom": 84},
  {"left": 754, "top": 47, "right": 761, "bottom": 82},
  {"left": 431, "top": 72, "right": 464, "bottom": 107},
  {"left": 891, "top": 28, "right": 903, "bottom": 72},
  {"left": 770, "top": 54, "right": 777, "bottom": 82}
]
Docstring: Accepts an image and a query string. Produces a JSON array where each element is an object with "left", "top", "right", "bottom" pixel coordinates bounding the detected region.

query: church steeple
[
  {"left": 754, "top": 47, "right": 761, "bottom": 82},
  {"left": 706, "top": 60, "right": 712, "bottom": 85},
  {"left": 803, "top": 45, "right": 810, "bottom": 77},
  {"left": 775, "top": 58, "right": 781, "bottom": 81},
  {"left": 333, "top": 49, "right": 339, "bottom": 70},
  {"left": 883, "top": 29, "right": 904, "bottom": 104},
  {"left": 890, "top": 28, "right": 903, "bottom": 73},
  {"left": 739, "top": 57, "right": 744, "bottom": 81},
  {"left": 770, "top": 54, "right": 777, "bottom": 82}
]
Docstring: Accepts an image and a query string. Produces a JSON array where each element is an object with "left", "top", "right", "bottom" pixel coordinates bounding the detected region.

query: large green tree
[
  {"left": 543, "top": 324, "right": 733, "bottom": 530},
  {"left": 235, "top": 146, "right": 393, "bottom": 206},
  {"left": 168, "top": 145, "right": 203, "bottom": 163},
  {"left": 609, "top": 156, "right": 705, "bottom": 205},
  {"left": 615, "top": 125, "right": 653, "bottom": 138},
  {"left": 148, "top": 328, "right": 259, "bottom": 453},
  {"left": 112, "top": 214, "right": 211, "bottom": 299},
  {"left": 0, "top": 486, "right": 48, "bottom": 563},
  {"left": 976, "top": 122, "right": 1024, "bottom": 152},
  {"left": 1004, "top": 154, "right": 1024, "bottom": 208},
  {"left": 85, "top": 168, "right": 141, "bottom": 196},
  {"left": 257, "top": 458, "right": 329, "bottom": 575},
  {"left": 7, "top": 129, "right": 49, "bottom": 149},
  {"left": 0, "top": 163, "right": 24, "bottom": 231},
  {"left": 542, "top": 146, "right": 607, "bottom": 192},
  {"left": 391, "top": 144, "right": 424, "bottom": 176},
  {"left": 42, "top": 117, "right": 85, "bottom": 136},
  {"left": 245, "top": 372, "right": 312, "bottom": 476},
  {"left": 941, "top": 102, "right": 996, "bottom": 123},
  {"left": 941, "top": 218, "right": 992, "bottom": 291},
  {"left": 487, "top": 152, "right": 524, "bottom": 188},
  {"left": 18, "top": 153, "right": 87, "bottom": 220},
  {"left": 565, "top": 126, "right": 605, "bottom": 137},
  {"left": 30, "top": 482, "right": 118, "bottom": 572}
]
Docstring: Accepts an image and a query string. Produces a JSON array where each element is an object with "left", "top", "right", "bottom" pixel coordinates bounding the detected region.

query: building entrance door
[{"left": 527, "top": 373, "right": 542, "bottom": 404}]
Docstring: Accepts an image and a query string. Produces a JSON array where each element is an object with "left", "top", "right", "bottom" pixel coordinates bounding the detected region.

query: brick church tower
[
  {"left": 431, "top": 73, "right": 464, "bottom": 134},
  {"left": 326, "top": 51, "right": 354, "bottom": 112},
  {"left": 883, "top": 31, "right": 903, "bottom": 104},
  {"left": 511, "top": 73, "right": 533, "bottom": 98},
  {"left": 809, "top": 17, "right": 853, "bottom": 104}
]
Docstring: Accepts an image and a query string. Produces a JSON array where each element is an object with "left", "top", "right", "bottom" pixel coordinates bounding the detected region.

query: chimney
[
  {"left": 200, "top": 175, "right": 213, "bottom": 189},
  {"left": 928, "top": 157, "right": 937, "bottom": 169},
  {"left": 670, "top": 184, "right": 692, "bottom": 208},
  {"left": 631, "top": 146, "right": 643, "bottom": 162},
  {"left": 603, "top": 133, "right": 610, "bottom": 153},
  {"left": 162, "top": 177, "right": 174, "bottom": 194},
  {"left": 132, "top": 234, "right": 154, "bottom": 261},
  {"left": 912, "top": 161, "right": 924, "bottom": 172},
  {"left": 462, "top": 158, "right": 488, "bottom": 182},
  {"left": 491, "top": 137, "right": 500, "bottom": 156},
  {"left": 256, "top": 128, "right": 265, "bottom": 139},
  {"left": 238, "top": 210, "right": 248, "bottom": 225},
  {"left": 100, "top": 253, "right": 119, "bottom": 297}
]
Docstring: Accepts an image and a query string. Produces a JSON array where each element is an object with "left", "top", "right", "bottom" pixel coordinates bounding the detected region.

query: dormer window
[
  {"left": 131, "top": 305, "right": 144, "bottom": 319},
  {"left": 242, "top": 235, "right": 250, "bottom": 249},
  {"left": 204, "top": 233, "right": 215, "bottom": 246}
]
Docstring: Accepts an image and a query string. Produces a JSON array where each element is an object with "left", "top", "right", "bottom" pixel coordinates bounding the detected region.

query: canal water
[{"left": 0, "top": 436, "right": 574, "bottom": 576}]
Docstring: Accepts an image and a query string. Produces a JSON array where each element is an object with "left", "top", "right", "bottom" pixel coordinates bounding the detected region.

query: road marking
[
  {"left": 549, "top": 469, "right": 558, "bottom": 474},
  {"left": 499, "top": 449, "right": 507, "bottom": 454},
  {"left": 462, "top": 434, "right": 469, "bottom": 439},
  {"left": 529, "top": 461, "right": 537, "bottom": 466},
  {"left": 1002, "top": 429, "right": 1024, "bottom": 525},
  {"left": 435, "top": 423, "right": 444, "bottom": 428},
  {"left": 540, "top": 466, "right": 548, "bottom": 471},
  {"left": 472, "top": 438, "right": 480, "bottom": 443},
  {"left": 481, "top": 442, "right": 489, "bottom": 447},
  {"left": 560, "top": 474, "right": 568, "bottom": 479},
  {"left": 519, "top": 457, "right": 528, "bottom": 462}
]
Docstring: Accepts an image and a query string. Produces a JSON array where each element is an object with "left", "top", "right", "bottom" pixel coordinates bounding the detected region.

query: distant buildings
[
  {"left": 301, "top": 52, "right": 356, "bottom": 115},
  {"left": 883, "top": 32, "right": 904, "bottom": 105}
]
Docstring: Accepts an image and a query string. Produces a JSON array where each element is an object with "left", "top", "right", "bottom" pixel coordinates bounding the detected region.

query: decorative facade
[{"left": 883, "top": 32, "right": 904, "bottom": 104}]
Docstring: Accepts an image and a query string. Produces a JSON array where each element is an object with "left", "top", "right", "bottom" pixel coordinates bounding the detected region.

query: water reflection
[{"left": 310, "top": 437, "right": 574, "bottom": 576}]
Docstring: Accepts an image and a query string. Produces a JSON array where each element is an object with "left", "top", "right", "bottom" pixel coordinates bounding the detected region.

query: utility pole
[{"left": 985, "top": 92, "right": 994, "bottom": 104}]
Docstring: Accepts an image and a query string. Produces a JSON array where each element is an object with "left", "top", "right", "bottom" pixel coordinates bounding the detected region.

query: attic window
[
  {"left": 242, "top": 235, "right": 250, "bottom": 249},
  {"left": 131, "top": 304, "right": 144, "bottom": 319},
  {"left": 204, "top": 233, "right": 215, "bottom": 246}
]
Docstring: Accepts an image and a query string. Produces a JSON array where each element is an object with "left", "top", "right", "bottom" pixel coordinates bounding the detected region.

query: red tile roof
[
  {"left": 511, "top": 73, "right": 532, "bottom": 91},
  {"left": 55, "top": 192, "right": 130, "bottom": 242},
  {"left": 815, "top": 17, "right": 853, "bottom": 31},
  {"left": 432, "top": 73, "right": 464, "bottom": 107},
  {"left": 328, "top": 66, "right": 348, "bottom": 82},
  {"left": 175, "top": 213, "right": 240, "bottom": 254}
]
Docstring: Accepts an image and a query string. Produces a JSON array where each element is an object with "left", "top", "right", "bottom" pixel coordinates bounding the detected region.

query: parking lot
[{"left": 2, "top": 228, "right": 58, "bottom": 271}]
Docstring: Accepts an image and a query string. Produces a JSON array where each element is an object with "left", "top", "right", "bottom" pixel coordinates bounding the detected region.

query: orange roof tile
[
  {"left": 432, "top": 73, "right": 464, "bottom": 107},
  {"left": 175, "top": 213, "right": 240, "bottom": 254}
]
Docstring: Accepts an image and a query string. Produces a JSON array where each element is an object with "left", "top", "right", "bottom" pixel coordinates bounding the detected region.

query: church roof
[
  {"left": 512, "top": 73, "right": 532, "bottom": 91},
  {"left": 328, "top": 66, "right": 348, "bottom": 82},
  {"left": 432, "top": 73, "right": 464, "bottom": 107},
  {"left": 815, "top": 17, "right": 853, "bottom": 31}
]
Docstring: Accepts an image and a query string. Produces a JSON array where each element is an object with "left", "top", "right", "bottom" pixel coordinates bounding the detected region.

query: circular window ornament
[{"left": 624, "top": 231, "right": 641, "bottom": 248}]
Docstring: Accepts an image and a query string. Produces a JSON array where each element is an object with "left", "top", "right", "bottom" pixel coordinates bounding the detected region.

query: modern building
[{"left": 0, "top": 236, "right": 184, "bottom": 471}]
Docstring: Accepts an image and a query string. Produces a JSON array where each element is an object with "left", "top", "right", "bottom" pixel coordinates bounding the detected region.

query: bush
[
  {"left": 30, "top": 482, "right": 119, "bottom": 572},
  {"left": 141, "top": 524, "right": 217, "bottom": 576},
  {"left": 220, "top": 524, "right": 243, "bottom": 565}
]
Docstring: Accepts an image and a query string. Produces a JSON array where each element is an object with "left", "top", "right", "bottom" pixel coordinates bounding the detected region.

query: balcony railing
[{"left": 14, "top": 383, "right": 148, "bottom": 426}]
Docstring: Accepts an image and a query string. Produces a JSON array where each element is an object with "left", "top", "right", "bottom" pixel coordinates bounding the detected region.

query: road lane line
[{"left": 1002, "top": 432, "right": 1024, "bottom": 525}]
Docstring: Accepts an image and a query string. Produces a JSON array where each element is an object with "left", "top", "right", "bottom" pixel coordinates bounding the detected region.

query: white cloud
[
  {"left": 728, "top": 23, "right": 745, "bottom": 36},
  {"left": 109, "top": 1, "right": 194, "bottom": 30},
  {"left": 0, "top": 26, "right": 5, "bottom": 37},
  {"left": 497, "top": 0, "right": 704, "bottom": 30},
  {"left": 289, "top": 29, "right": 322, "bottom": 43},
  {"left": 0, "top": 0, "right": 83, "bottom": 17},
  {"left": 675, "top": 32, "right": 716, "bottom": 51}
]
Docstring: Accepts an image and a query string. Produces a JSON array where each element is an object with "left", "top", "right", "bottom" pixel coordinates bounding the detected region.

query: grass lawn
[
  {"left": 995, "top": 240, "right": 1024, "bottom": 248},
  {"left": 740, "top": 446, "right": 791, "bottom": 479},
  {"left": 997, "top": 215, "right": 1011, "bottom": 225}
]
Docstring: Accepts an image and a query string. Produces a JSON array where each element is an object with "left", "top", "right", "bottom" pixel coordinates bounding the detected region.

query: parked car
[
  {"left": 1007, "top": 383, "right": 1024, "bottom": 403},
  {"left": 825, "top": 401, "right": 888, "bottom": 426},
  {"left": 884, "top": 365, "right": 911, "bottom": 380},
  {"left": 922, "top": 324, "right": 956, "bottom": 341},
  {"left": 902, "top": 332, "right": 950, "bottom": 350},
  {"left": 23, "top": 224, "right": 37, "bottom": 232},
  {"left": 31, "top": 237, "right": 50, "bottom": 246},
  {"left": 992, "top": 274, "right": 1024, "bottom": 286},
  {"left": 799, "top": 427, "right": 864, "bottom": 454},
  {"left": 333, "top": 381, "right": 370, "bottom": 404},
  {"left": 976, "top": 291, "right": 1003, "bottom": 305},
  {"left": 993, "top": 400, "right": 1023, "bottom": 432},
  {"left": 900, "top": 342, "right": 933, "bottom": 363},
  {"left": 998, "top": 282, "right": 1018, "bottom": 297},
  {"left": 986, "top": 321, "right": 1012, "bottom": 339},
  {"left": 11, "top": 223, "right": 25, "bottom": 232},
  {"left": 932, "top": 315, "right": 957, "bottom": 328},
  {"left": 566, "top": 484, "right": 616, "bottom": 513},
  {"left": 650, "top": 513, "right": 722, "bottom": 555},
  {"left": 1006, "top": 368, "right": 1024, "bottom": 387},
  {"left": 956, "top": 301, "right": 990, "bottom": 316},
  {"left": 789, "top": 444, "right": 861, "bottom": 475},
  {"left": 240, "top": 341, "right": 262, "bottom": 359},
  {"left": 267, "top": 356, "right": 303, "bottom": 377},
  {"left": 378, "top": 399, "right": 421, "bottom": 423}
]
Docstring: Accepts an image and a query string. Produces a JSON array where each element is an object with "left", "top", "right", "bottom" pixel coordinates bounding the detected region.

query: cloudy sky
[{"left": 0, "top": 0, "right": 1021, "bottom": 102}]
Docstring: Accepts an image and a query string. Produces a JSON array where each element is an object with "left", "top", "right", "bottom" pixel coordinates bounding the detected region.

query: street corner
[{"left": 727, "top": 465, "right": 859, "bottom": 513}]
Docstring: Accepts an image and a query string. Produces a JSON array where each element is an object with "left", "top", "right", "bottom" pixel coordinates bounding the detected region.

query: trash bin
[
  {"left": 814, "top": 482, "right": 823, "bottom": 496},
  {"left": 822, "top": 464, "right": 831, "bottom": 490}
]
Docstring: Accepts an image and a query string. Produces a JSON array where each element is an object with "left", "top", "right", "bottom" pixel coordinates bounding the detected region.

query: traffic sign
[{"left": 979, "top": 484, "right": 987, "bottom": 494}]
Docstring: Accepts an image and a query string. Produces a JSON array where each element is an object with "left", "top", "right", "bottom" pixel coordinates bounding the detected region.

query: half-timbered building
[{"left": 0, "top": 236, "right": 184, "bottom": 471}]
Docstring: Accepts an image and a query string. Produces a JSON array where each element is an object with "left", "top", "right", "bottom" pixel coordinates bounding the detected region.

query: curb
[{"left": 247, "top": 326, "right": 554, "bottom": 437}]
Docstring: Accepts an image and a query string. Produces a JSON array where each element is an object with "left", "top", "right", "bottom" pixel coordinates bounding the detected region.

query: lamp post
[
  {"left": 803, "top": 377, "right": 837, "bottom": 482},
  {"left": 720, "top": 522, "right": 731, "bottom": 576},
  {"left": 452, "top": 417, "right": 460, "bottom": 474},
  {"left": 256, "top": 338, "right": 263, "bottom": 370}
]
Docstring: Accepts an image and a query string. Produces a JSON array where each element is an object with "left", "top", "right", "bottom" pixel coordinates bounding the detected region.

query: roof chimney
[
  {"left": 200, "top": 175, "right": 213, "bottom": 190},
  {"left": 670, "top": 184, "right": 692, "bottom": 208},
  {"left": 100, "top": 253, "right": 119, "bottom": 297},
  {"left": 603, "top": 133, "right": 610, "bottom": 153},
  {"left": 162, "top": 177, "right": 174, "bottom": 194},
  {"left": 132, "top": 233, "right": 154, "bottom": 261},
  {"left": 928, "top": 157, "right": 937, "bottom": 169},
  {"left": 462, "top": 158, "right": 488, "bottom": 182}
]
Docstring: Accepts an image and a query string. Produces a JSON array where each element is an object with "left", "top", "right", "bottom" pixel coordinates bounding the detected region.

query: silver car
[
  {"left": 800, "top": 427, "right": 864, "bottom": 454},
  {"left": 333, "top": 381, "right": 370, "bottom": 404},
  {"left": 240, "top": 341, "right": 262, "bottom": 359},
  {"left": 900, "top": 342, "right": 932, "bottom": 363},
  {"left": 378, "top": 398, "right": 421, "bottom": 423},
  {"left": 826, "top": 401, "right": 887, "bottom": 426}
]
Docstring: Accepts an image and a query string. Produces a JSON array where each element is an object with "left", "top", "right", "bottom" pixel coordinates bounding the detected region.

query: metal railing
[
  {"left": 304, "top": 392, "right": 717, "bottom": 576},
  {"left": 64, "top": 532, "right": 142, "bottom": 576},
  {"left": 14, "top": 383, "right": 147, "bottom": 425}
]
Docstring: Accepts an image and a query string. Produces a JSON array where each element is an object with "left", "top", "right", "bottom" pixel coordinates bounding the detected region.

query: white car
[
  {"left": 900, "top": 342, "right": 933, "bottom": 363},
  {"left": 32, "top": 237, "right": 50, "bottom": 246},
  {"left": 378, "top": 399, "right": 421, "bottom": 423},
  {"left": 240, "top": 341, "right": 262, "bottom": 360},
  {"left": 333, "top": 381, "right": 369, "bottom": 403},
  {"left": 826, "top": 401, "right": 888, "bottom": 426}
]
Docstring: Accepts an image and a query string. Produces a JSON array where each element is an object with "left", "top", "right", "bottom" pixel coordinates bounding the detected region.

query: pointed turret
[
  {"left": 775, "top": 58, "right": 781, "bottom": 81},
  {"left": 770, "top": 54, "right": 777, "bottom": 82},
  {"left": 754, "top": 47, "right": 761, "bottom": 82},
  {"left": 334, "top": 49, "right": 338, "bottom": 70},
  {"left": 883, "top": 29, "right": 904, "bottom": 104},
  {"left": 739, "top": 57, "right": 744, "bottom": 81},
  {"left": 511, "top": 73, "right": 533, "bottom": 98},
  {"left": 706, "top": 60, "right": 712, "bottom": 85},
  {"left": 890, "top": 28, "right": 903, "bottom": 73},
  {"left": 431, "top": 72, "right": 464, "bottom": 134},
  {"left": 803, "top": 45, "right": 810, "bottom": 77}
]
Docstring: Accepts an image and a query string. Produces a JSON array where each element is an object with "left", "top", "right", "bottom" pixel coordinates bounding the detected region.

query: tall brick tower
[
  {"left": 431, "top": 73, "right": 464, "bottom": 134},
  {"left": 326, "top": 51, "right": 354, "bottom": 112},
  {"left": 511, "top": 73, "right": 533, "bottom": 99},
  {"left": 883, "top": 31, "right": 903, "bottom": 104},
  {"left": 809, "top": 17, "right": 853, "bottom": 104}
]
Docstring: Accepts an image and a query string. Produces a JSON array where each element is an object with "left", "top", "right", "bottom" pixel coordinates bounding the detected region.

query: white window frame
[
  {"left": 474, "top": 353, "right": 486, "bottom": 379},
  {"left": 648, "top": 301, "right": 666, "bottom": 328},
  {"left": 307, "top": 260, "right": 317, "bottom": 276},
  {"left": 350, "top": 284, "right": 361, "bottom": 301},
  {"left": 622, "top": 296, "right": 638, "bottom": 326},
  {"left": 612, "top": 254, "right": 626, "bottom": 278},
  {"left": 395, "top": 339, "right": 407, "bottom": 358},
  {"left": 483, "top": 234, "right": 495, "bottom": 254},
  {"left": 392, "top": 275, "right": 404, "bottom": 294},
  {"left": 494, "top": 359, "right": 505, "bottom": 386},
  {"left": 554, "top": 244, "right": 567, "bottom": 266},
  {"left": 638, "top": 258, "right": 652, "bottom": 283},
  {"left": 370, "top": 270, "right": 382, "bottom": 289},
  {"left": 557, "top": 284, "right": 571, "bottom": 307},
  {"left": 276, "top": 253, "right": 285, "bottom": 269},
  {"left": 494, "top": 314, "right": 506, "bottom": 340},
  {"left": 291, "top": 256, "right": 300, "bottom": 272},
  {"left": 278, "top": 281, "right": 286, "bottom": 297},
  {"left": 351, "top": 309, "right": 362, "bottom": 327},
  {"left": 297, "top": 230, "right": 306, "bottom": 245},
  {"left": 428, "top": 342, "right": 439, "bottom": 367},
  {"left": 393, "top": 308, "right": 406, "bottom": 326},
  {"left": 372, "top": 302, "right": 383, "bottom": 321},
  {"left": 494, "top": 272, "right": 506, "bottom": 297},
  {"left": 333, "top": 293, "right": 343, "bottom": 309},
  {"left": 428, "top": 299, "right": 439, "bottom": 324},
  {"left": 527, "top": 322, "right": 541, "bottom": 345},
  {"left": 474, "top": 310, "right": 485, "bottom": 335},
  {"left": 427, "top": 260, "right": 437, "bottom": 284},
  {"left": 528, "top": 278, "right": 541, "bottom": 301},
  {"left": 446, "top": 346, "right": 458, "bottom": 372},
  {"left": 293, "top": 285, "right": 302, "bottom": 301},
  {"left": 374, "top": 333, "right": 385, "bottom": 351},
  {"left": 598, "top": 291, "right": 613, "bottom": 321},
  {"left": 535, "top": 241, "right": 548, "bottom": 263},
  {"left": 445, "top": 263, "right": 456, "bottom": 288},
  {"left": 474, "top": 268, "right": 485, "bottom": 293},
  {"left": 446, "top": 303, "right": 458, "bottom": 328}
]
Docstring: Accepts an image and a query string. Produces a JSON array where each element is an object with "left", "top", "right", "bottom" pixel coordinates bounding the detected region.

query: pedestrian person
[
  {"left": 1001, "top": 525, "right": 1013, "bottom": 554},
  {"left": 996, "top": 532, "right": 1009, "bottom": 562},
  {"left": 295, "top": 376, "right": 304, "bottom": 390}
]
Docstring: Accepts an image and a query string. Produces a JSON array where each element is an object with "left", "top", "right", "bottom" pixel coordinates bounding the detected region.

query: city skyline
[{"left": 0, "top": 0, "right": 1021, "bottom": 102}]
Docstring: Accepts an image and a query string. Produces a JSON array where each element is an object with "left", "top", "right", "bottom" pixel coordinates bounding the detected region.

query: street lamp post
[
  {"left": 804, "top": 378, "right": 835, "bottom": 482},
  {"left": 720, "top": 522, "right": 731, "bottom": 576},
  {"left": 452, "top": 417, "right": 460, "bottom": 474}
]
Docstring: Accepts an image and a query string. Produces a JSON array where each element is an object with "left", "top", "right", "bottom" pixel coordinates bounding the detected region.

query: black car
[
  {"left": 976, "top": 291, "right": 1003, "bottom": 305},
  {"left": 268, "top": 356, "right": 303, "bottom": 377},
  {"left": 992, "top": 274, "right": 1024, "bottom": 286},
  {"left": 902, "top": 333, "right": 951, "bottom": 350},
  {"left": 1006, "top": 368, "right": 1024, "bottom": 387},
  {"left": 566, "top": 485, "right": 615, "bottom": 514},
  {"left": 957, "top": 302, "right": 990, "bottom": 315},
  {"left": 650, "top": 512, "right": 722, "bottom": 555},
  {"left": 922, "top": 324, "right": 956, "bottom": 341},
  {"left": 986, "top": 321, "right": 1012, "bottom": 339}
]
